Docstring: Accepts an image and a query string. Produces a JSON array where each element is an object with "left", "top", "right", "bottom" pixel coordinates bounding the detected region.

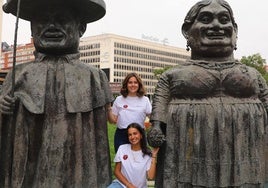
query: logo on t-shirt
[
  {"left": 123, "top": 105, "right": 128, "bottom": 108},
  {"left": 123, "top": 155, "right": 128, "bottom": 160}
]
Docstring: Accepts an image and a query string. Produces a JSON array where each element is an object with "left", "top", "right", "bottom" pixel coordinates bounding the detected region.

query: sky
[{"left": 2, "top": 0, "right": 268, "bottom": 61}]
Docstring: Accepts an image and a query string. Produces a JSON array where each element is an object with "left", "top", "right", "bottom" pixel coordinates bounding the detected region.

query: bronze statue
[
  {"left": 0, "top": 0, "right": 113, "bottom": 187},
  {"left": 148, "top": 0, "right": 268, "bottom": 187}
]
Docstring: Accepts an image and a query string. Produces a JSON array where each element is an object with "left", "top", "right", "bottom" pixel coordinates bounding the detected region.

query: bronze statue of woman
[{"left": 148, "top": 0, "right": 268, "bottom": 187}]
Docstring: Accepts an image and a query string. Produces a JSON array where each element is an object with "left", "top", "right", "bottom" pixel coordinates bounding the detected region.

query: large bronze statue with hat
[{"left": 0, "top": 0, "right": 113, "bottom": 187}]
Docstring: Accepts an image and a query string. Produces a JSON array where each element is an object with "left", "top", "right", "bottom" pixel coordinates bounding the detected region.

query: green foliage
[
  {"left": 153, "top": 66, "right": 172, "bottom": 79},
  {"left": 240, "top": 53, "right": 268, "bottom": 84},
  {"left": 241, "top": 54, "right": 267, "bottom": 77},
  {"left": 241, "top": 53, "right": 267, "bottom": 74},
  {"left": 108, "top": 122, "right": 116, "bottom": 179},
  {"left": 262, "top": 74, "right": 268, "bottom": 83}
]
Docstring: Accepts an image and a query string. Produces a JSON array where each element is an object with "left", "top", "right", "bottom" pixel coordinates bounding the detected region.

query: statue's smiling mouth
[{"left": 206, "top": 30, "right": 225, "bottom": 39}]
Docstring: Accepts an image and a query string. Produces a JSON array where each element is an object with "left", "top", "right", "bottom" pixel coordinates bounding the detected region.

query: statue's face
[
  {"left": 31, "top": 8, "right": 82, "bottom": 55},
  {"left": 188, "top": 1, "right": 237, "bottom": 57}
]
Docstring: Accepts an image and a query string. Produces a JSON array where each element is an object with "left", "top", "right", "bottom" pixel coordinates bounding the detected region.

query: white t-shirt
[
  {"left": 112, "top": 95, "right": 152, "bottom": 129},
  {"left": 114, "top": 144, "right": 152, "bottom": 188}
]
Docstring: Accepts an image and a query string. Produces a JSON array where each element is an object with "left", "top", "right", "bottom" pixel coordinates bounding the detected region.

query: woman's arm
[
  {"left": 147, "top": 147, "right": 160, "bottom": 180},
  {"left": 114, "top": 162, "right": 136, "bottom": 188}
]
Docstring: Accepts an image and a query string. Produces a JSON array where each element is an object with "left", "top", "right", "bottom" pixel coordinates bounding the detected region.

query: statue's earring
[
  {"left": 186, "top": 40, "right": 190, "bottom": 51},
  {"left": 234, "top": 35, "right": 238, "bottom": 50},
  {"left": 234, "top": 44, "right": 237, "bottom": 50}
]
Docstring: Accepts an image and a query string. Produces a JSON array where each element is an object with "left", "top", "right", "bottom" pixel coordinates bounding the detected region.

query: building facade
[
  {"left": 1, "top": 38, "right": 35, "bottom": 69},
  {"left": 1, "top": 33, "right": 190, "bottom": 95},
  {"left": 0, "top": 0, "right": 3, "bottom": 58},
  {"left": 79, "top": 33, "right": 189, "bottom": 95}
]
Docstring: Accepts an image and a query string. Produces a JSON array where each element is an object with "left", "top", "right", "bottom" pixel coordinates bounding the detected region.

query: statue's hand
[
  {"left": 0, "top": 95, "right": 17, "bottom": 115},
  {"left": 147, "top": 121, "right": 166, "bottom": 147}
]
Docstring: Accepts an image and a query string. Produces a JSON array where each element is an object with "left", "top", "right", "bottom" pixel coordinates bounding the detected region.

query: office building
[
  {"left": 79, "top": 33, "right": 189, "bottom": 95},
  {"left": 1, "top": 38, "right": 35, "bottom": 69}
]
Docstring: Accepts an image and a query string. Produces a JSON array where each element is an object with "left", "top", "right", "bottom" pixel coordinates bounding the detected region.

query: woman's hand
[
  {"left": 151, "top": 147, "right": 160, "bottom": 157},
  {"left": 126, "top": 183, "right": 136, "bottom": 188},
  {"left": 147, "top": 147, "right": 160, "bottom": 180}
]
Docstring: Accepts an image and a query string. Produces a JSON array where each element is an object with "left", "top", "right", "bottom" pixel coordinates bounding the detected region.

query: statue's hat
[{"left": 2, "top": 0, "right": 106, "bottom": 23}]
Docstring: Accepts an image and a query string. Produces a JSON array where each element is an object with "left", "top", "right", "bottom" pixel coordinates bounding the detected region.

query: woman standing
[
  {"left": 148, "top": 0, "right": 268, "bottom": 187},
  {"left": 109, "top": 73, "right": 152, "bottom": 152},
  {"left": 108, "top": 123, "right": 159, "bottom": 188}
]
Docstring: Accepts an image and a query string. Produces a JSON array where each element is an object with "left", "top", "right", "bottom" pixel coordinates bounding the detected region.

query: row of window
[
  {"left": 114, "top": 42, "right": 189, "bottom": 59},
  {"left": 114, "top": 49, "right": 182, "bottom": 64},
  {"left": 79, "top": 43, "right": 100, "bottom": 50},
  {"left": 82, "top": 58, "right": 100, "bottom": 63},
  {"left": 80, "top": 50, "right": 100, "bottom": 57},
  {"left": 114, "top": 56, "right": 174, "bottom": 68},
  {"left": 16, "top": 50, "right": 35, "bottom": 56},
  {"left": 114, "top": 64, "right": 155, "bottom": 76}
]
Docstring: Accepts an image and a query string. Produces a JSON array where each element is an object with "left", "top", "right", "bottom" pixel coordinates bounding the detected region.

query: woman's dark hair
[
  {"left": 120, "top": 72, "right": 146, "bottom": 98},
  {"left": 182, "top": 0, "right": 237, "bottom": 37},
  {"left": 127, "top": 123, "right": 152, "bottom": 157}
]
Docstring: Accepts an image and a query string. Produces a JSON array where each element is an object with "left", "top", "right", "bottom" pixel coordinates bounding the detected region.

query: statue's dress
[
  {"left": 0, "top": 53, "right": 113, "bottom": 187},
  {"left": 151, "top": 60, "right": 268, "bottom": 187}
]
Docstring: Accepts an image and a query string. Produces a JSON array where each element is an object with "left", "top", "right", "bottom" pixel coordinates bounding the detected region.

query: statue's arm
[
  {"left": 148, "top": 73, "right": 170, "bottom": 147},
  {"left": 257, "top": 73, "right": 268, "bottom": 111},
  {"left": 151, "top": 73, "right": 170, "bottom": 124},
  {"left": 256, "top": 70, "right": 268, "bottom": 182}
]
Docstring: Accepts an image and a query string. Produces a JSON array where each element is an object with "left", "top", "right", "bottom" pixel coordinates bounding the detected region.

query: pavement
[{"left": 148, "top": 181, "right": 268, "bottom": 187}]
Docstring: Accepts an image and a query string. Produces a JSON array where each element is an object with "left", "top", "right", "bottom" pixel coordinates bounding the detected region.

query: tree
[
  {"left": 240, "top": 53, "right": 268, "bottom": 83},
  {"left": 153, "top": 66, "right": 172, "bottom": 79}
]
